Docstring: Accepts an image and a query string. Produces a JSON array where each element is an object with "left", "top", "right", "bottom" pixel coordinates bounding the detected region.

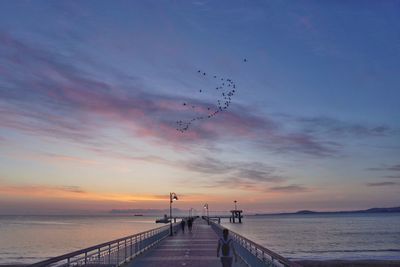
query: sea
[
  {"left": 222, "top": 213, "right": 400, "bottom": 261},
  {"left": 0, "top": 215, "right": 159, "bottom": 265},
  {"left": 0, "top": 213, "right": 399, "bottom": 264}
]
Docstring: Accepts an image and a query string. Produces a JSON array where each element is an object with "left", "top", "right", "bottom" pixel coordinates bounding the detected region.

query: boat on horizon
[{"left": 155, "top": 214, "right": 170, "bottom": 223}]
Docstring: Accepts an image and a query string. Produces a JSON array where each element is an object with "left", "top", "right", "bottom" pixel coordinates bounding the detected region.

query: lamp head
[{"left": 170, "top": 192, "right": 178, "bottom": 202}]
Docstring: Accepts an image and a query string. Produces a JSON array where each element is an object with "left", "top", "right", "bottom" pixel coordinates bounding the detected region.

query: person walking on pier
[
  {"left": 217, "top": 228, "right": 237, "bottom": 267},
  {"left": 187, "top": 218, "right": 193, "bottom": 233},
  {"left": 181, "top": 219, "right": 186, "bottom": 233}
]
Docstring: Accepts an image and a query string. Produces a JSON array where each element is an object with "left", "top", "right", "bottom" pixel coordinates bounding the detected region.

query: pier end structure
[{"left": 230, "top": 209, "right": 243, "bottom": 223}]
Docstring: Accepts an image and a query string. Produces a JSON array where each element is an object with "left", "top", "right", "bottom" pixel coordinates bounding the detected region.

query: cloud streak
[
  {"left": 366, "top": 182, "right": 398, "bottom": 187},
  {"left": 384, "top": 175, "right": 400, "bottom": 179},
  {"left": 183, "top": 157, "right": 285, "bottom": 183},
  {"left": 268, "top": 184, "right": 309, "bottom": 192},
  {"left": 41, "top": 153, "right": 99, "bottom": 165},
  {"left": 0, "top": 184, "right": 87, "bottom": 196},
  {"left": 290, "top": 116, "right": 392, "bottom": 138},
  {"left": 366, "top": 164, "right": 400, "bottom": 172}
]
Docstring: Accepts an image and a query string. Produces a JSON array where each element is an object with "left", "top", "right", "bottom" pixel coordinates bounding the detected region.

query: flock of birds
[{"left": 176, "top": 59, "right": 247, "bottom": 132}]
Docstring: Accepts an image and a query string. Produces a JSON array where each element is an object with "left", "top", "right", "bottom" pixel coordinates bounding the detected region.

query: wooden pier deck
[{"left": 123, "top": 219, "right": 246, "bottom": 267}]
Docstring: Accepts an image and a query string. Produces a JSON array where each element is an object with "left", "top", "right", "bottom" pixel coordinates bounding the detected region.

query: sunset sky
[{"left": 0, "top": 1, "right": 399, "bottom": 215}]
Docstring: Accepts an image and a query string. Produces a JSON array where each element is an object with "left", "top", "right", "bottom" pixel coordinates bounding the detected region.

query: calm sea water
[
  {"left": 0, "top": 213, "right": 399, "bottom": 264},
  {"left": 222, "top": 213, "right": 400, "bottom": 261},
  {"left": 0, "top": 215, "right": 160, "bottom": 265}
]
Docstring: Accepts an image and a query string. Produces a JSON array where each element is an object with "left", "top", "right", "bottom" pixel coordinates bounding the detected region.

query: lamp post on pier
[
  {"left": 203, "top": 203, "right": 209, "bottom": 224},
  {"left": 188, "top": 208, "right": 193, "bottom": 218},
  {"left": 169, "top": 192, "right": 178, "bottom": 236}
]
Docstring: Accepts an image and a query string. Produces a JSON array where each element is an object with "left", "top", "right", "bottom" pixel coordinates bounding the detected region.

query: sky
[{"left": 0, "top": 0, "right": 399, "bottom": 215}]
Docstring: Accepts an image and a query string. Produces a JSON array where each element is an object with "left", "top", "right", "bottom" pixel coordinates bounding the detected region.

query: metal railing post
[
  {"left": 135, "top": 235, "right": 138, "bottom": 255},
  {"left": 98, "top": 247, "right": 101, "bottom": 263},
  {"left": 117, "top": 241, "right": 120, "bottom": 265},
  {"left": 130, "top": 237, "right": 133, "bottom": 256},
  {"left": 108, "top": 244, "right": 111, "bottom": 264},
  {"left": 125, "top": 239, "right": 127, "bottom": 262},
  {"left": 140, "top": 234, "right": 142, "bottom": 252}
]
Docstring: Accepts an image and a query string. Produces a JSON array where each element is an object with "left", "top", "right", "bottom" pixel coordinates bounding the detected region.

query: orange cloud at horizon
[
  {"left": 0, "top": 184, "right": 173, "bottom": 202},
  {"left": 0, "top": 183, "right": 226, "bottom": 210}
]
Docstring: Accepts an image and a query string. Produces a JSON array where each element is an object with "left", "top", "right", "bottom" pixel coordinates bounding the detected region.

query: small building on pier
[{"left": 229, "top": 209, "right": 243, "bottom": 223}]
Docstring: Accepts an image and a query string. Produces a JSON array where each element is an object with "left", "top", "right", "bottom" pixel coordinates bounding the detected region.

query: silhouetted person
[
  {"left": 217, "top": 229, "right": 237, "bottom": 267},
  {"left": 187, "top": 218, "right": 193, "bottom": 232},
  {"left": 181, "top": 219, "right": 186, "bottom": 233}
]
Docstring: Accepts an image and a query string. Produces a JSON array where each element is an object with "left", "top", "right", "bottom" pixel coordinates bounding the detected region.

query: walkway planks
[{"left": 124, "top": 219, "right": 246, "bottom": 267}]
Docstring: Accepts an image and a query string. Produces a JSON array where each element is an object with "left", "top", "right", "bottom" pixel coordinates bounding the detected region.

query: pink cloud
[{"left": 0, "top": 31, "right": 337, "bottom": 156}]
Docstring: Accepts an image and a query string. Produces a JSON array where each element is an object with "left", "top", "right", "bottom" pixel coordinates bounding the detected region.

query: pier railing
[
  {"left": 29, "top": 223, "right": 180, "bottom": 267},
  {"left": 210, "top": 220, "right": 301, "bottom": 267}
]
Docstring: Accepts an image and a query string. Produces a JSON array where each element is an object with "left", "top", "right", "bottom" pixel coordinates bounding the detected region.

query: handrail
[
  {"left": 29, "top": 223, "right": 181, "bottom": 267},
  {"left": 210, "top": 220, "right": 301, "bottom": 267}
]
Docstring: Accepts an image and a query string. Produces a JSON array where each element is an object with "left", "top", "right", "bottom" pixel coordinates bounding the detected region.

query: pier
[
  {"left": 29, "top": 218, "right": 301, "bottom": 267},
  {"left": 123, "top": 219, "right": 246, "bottom": 267}
]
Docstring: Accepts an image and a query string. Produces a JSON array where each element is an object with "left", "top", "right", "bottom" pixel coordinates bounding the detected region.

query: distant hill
[
  {"left": 295, "top": 210, "right": 318, "bottom": 214},
  {"left": 362, "top": 207, "right": 400, "bottom": 213},
  {"left": 254, "top": 206, "right": 400, "bottom": 216}
]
